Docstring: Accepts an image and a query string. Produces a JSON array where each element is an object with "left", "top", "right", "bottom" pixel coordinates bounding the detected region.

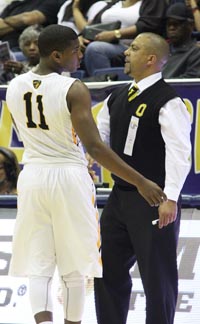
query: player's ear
[{"left": 52, "top": 51, "right": 61, "bottom": 62}]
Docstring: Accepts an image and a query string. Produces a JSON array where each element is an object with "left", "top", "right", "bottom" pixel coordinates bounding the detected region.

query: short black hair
[{"left": 38, "top": 24, "right": 78, "bottom": 57}]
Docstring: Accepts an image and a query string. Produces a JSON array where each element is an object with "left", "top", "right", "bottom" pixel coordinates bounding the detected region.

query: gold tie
[{"left": 128, "top": 84, "right": 139, "bottom": 102}]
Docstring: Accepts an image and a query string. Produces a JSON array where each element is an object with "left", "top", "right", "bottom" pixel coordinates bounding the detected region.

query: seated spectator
[
  {"left": 0, "top": 0, "right": 65, "bottom": 51},
  {"left": 0, "top": 25, "right": 41, "bottom": 84},
  {"left": 57, "top": 0, "right": 107, "bottom": 34},
  {"left": 83, "top": 0, "right": 168, "bottom": 76},
  {"left": 162, "top": 2, "right": 200, "bottom": 78},
  {"left": 0, "top": 146, "right": 20, "bottom": 194},
  {"left": 58, "top": 0, "right": 108, "bottom": 57}
]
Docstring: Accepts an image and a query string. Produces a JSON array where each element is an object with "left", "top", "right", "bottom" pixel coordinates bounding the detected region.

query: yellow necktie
[{"left": 128, "top": 84, "right": 139, "bottom": 102}]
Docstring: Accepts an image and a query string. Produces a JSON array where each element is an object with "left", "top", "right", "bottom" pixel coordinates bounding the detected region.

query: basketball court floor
[{"left": 0, "top": 207, "right": 200, "bottom": 324}]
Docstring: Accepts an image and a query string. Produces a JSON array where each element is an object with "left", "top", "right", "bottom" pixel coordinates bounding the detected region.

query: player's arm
[{"left": 67, "top": 80, "right": 167, "bottom": 206}]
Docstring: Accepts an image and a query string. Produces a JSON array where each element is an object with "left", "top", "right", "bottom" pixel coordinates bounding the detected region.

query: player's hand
[
  {"left": 86, "top": 152, "right": 94, "bottom": 169},
  {"left": 157, "top": 200, "right": 177, "bottom": 229},
  {"left": 85, "top": 152, "right": 98, "bottom": 181},
  {"left": 137, "top": 178, "right": 167, "bottom": 207}
]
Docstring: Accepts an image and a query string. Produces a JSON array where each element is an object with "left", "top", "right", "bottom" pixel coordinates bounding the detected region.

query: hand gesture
[{"left": 137, "top": 177, "right": 167, "bottom": 207}]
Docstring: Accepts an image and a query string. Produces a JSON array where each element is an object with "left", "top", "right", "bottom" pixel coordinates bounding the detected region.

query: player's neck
[{"left": 32, "top": 59, "right": 61, "bottom": 75}]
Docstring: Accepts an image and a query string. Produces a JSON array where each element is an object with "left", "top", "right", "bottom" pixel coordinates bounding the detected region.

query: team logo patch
[{"left": 33, "top": 80, "right": 41, "bottom": 89}]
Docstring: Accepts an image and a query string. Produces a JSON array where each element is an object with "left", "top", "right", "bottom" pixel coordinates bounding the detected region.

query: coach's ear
[{"left": 146, "top": 54, "right": 157, "bottom": 67}]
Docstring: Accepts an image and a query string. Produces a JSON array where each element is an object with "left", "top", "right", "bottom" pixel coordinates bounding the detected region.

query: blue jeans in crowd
[{"left": 84, "top": 41, "right": 127, "bottom": 76}]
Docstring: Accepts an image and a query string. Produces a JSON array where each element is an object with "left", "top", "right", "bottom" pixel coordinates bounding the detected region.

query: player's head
[
  {"left": 37, "top": 24, "right": 83, "bottom": 73},
  {"left": 0, "top": 147, "right": 20, "bottom": 193}
]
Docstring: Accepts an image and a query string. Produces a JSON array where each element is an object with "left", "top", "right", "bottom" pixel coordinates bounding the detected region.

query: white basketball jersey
[{"left": 6, "top": 71, "right": 87, "bottom": 166}]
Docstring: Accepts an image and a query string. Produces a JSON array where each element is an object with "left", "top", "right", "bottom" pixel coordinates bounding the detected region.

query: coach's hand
[{"left": 158, "top": 200, "right": 177, "bottom": 229}]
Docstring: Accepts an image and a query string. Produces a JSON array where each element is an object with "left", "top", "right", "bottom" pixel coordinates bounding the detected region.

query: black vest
[{"left": 108, "top": 79, "right": 180, "bottom": 189}]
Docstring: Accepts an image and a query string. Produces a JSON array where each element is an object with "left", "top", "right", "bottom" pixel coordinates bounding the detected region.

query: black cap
[{"left": 166, "top": 3, "right": 194, "bottom": 21}]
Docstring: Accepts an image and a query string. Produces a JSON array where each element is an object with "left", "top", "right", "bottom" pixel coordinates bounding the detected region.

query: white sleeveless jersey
[{"left": 6, "top": 71, "right": 87, "bottom": 166}]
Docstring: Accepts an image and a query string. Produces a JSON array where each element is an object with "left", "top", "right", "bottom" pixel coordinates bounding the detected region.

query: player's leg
[
  {"left": 51, "top": 166, "right": 102, "bottom": 322},
  {"left": 61, "top": 271, "right": 85, "bottom": 324},
  {"left": 10, "top": 165, "right": 57, "bottom": 323},
  {"left": 29, "top": 276, "right": 53, "bottom": 324}
]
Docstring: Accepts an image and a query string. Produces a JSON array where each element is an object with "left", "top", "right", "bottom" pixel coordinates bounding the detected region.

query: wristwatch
[{"left": 114, "top": 29, "right": 122, "bottom": 39}]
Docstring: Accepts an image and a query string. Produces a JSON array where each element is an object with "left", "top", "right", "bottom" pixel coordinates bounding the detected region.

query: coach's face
[{"left": 124, "top": 35, "right": 150, "bottom": 82}]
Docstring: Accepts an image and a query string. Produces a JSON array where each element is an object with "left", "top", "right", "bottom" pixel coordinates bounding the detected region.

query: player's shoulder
[{"left": 68, "top": 78, "right": 89, "bottom": 95}]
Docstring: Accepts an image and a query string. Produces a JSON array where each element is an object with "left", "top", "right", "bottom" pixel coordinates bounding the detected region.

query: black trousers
[{"left": 95, "top": 184, "right": 181, "bottom": 324}]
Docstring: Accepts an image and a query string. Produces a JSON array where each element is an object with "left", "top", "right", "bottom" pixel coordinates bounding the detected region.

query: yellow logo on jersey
[{"left": 33, "top": 80, "right": 41, "bottom": 89}]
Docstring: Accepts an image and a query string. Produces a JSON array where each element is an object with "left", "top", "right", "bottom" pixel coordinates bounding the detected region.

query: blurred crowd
[{"left": 1, "top": 0, "right": 200, "bottom": 83}]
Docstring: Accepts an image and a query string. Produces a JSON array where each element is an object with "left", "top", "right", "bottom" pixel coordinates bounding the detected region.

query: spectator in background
[
  {"left": 58, "top": 0, "right": 107, "bottom": 56},
  {"left": 0, "top": 25, "right": 41, "bottom": 84},
  {"left": 58, "top": 0, "right": 107, "bottom": 35},
  {"left": 83, "top": 0, "right": 142, "bottom": 76},
  {"left": 83, "top": 0, "right": 168, "bottom": 76},
  {"left": 162, "top": 2, "right": 200, "bottom": 78},
  {"left": 0, "top": 146, "right": 20, "bottom": 194},
  {"left": 0, "top": 0, "right": 65, "bottom": 51}
]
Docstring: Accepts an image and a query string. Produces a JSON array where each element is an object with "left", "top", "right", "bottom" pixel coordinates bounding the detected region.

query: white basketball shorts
[{"left": 9, "top": 164, "right": 102, "bottom": 278}]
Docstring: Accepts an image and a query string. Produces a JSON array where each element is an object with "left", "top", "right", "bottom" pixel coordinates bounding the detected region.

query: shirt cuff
[{"left": 164, "top": 186, "right": 181, "bottom": 202}]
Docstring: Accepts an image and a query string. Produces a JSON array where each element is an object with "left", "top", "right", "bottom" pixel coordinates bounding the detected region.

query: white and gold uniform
[{"left": 6, "top": 71, "right": 102, "bottom": 279}]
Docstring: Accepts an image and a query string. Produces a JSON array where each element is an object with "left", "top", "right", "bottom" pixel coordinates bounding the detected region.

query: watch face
[{"left": 115, "top": 30, "right": 121, "bottom": 39}]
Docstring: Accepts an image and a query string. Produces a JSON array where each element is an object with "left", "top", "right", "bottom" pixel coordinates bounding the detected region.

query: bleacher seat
[{"left": 71, "top": 69, "right": 86, "bottom": 79}]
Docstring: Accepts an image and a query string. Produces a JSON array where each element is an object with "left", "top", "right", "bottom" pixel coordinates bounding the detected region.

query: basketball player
[{"left": 6, "top": 25, "right": 166, "bottom": 324}]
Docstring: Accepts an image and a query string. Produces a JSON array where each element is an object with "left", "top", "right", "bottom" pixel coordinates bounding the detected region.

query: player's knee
[{"left": 62, "top": 271, "right": 85, "bottom": 288}]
